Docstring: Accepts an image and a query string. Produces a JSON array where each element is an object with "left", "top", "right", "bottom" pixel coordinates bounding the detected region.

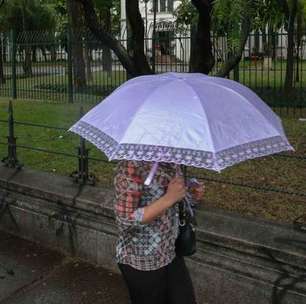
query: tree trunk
[
  {"left": 31, "top": 47, "right": 37, "bottom": 63},
  {"left": 101, "top": 7, "right": 112, "bottom": 74},
  {"left": 21, "top": 5, "right": 32, "bottom": 77},
  {"left": 254, "top": 30, "right": 260, "bottom": 54},
  {"left": 271, "top": 31, "right": 276, "bottom": 61},
  {"left": 84, "top": 42, "right": 93, "bottom": 82},
  {"left": 216, "top": 18, "right": 251, "bottom": 77},
  {"left": 78, "top": 0, "right": 141, "bottom": 76},
  {"left": 284, "top": 0, "right": 297, "bottom": 93},
  {"left": 296, "top": 44, "right": 299, "bottom": 83},
  {"left": 189, "top": 24, "right": 197, "bottom": 72},
  {"left": 67, "top": 0, "right": 87, "bottom": 89},
  {"left": 295, "top": 11, "right": 303, "bottom": 83},
  {"left": 263, "top": 27, "right": 273, "bottom": 70},
  {"left": 42, "top": 48, "right": 47, "bottom": 61},
  {"left": 190, "top": 0, "right": 214, "bottom": 74},
  {"left": 261, "top": 28, "right": 268, "bottom": 55},
  {"left": 102, "top": 46, "right": 112, "bottom": 74},
  {"left": 295, "top": 32, "right": 301, "bottom": 83},
  {"left": 125, "top": 0, "right": 152, "bottom": 74},
  {"left": 23, "top": 47, "right": 33, "bottom": 77},
  {"left": 0, "top": 36, "right": 5, "bottom": 84},
  {"left": 78, "top": 0, "right": 152, "bottom": 77},
  {"left": 50, "top": 46, "right": 56, "bottom": 62}
]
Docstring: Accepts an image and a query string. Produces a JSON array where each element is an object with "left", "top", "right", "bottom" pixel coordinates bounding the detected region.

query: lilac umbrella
[{"left": 69, "top": 72, "right": 293, "bottom": 175}]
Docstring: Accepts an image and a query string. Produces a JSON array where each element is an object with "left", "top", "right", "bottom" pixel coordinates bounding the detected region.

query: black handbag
[{"left": 175, "top": 200, "right": 197, "bottom": 256}]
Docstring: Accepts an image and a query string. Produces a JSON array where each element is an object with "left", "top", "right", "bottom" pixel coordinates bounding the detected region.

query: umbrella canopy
[{"left": 69, "top": 72, "right": 293, "bottom": 172}]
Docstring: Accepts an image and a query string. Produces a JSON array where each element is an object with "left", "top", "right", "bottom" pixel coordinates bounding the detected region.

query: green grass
[
  {"left": 1, "top": 60, "right": 305, "bottom": 106},
  {"left": 1, "top": 99, "right": 306, "bottom": 224},
  {"left": 0, "top": 99, "right": 115, "bottom": 185},
  {"left": 0, "top": 69, "right": 127, "bottom": 103}
]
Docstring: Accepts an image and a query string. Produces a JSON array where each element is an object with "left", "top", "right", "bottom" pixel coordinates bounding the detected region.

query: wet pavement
[{"left": 0, "top": 230, "right": 129, "bottom": 304}]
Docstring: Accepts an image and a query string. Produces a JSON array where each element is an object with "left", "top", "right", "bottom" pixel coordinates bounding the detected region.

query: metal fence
[
  {"left": 0, "top": 30, "right": 305, "bottom": 113},
  {"left": 0, "top": 30, "right": 128, "bottom": 104},
  {"left": 1, "top": 99, "right": 306, "bottom": 227},
  {"left": 1, "top": 30, "right": 306, "bottom": 226}
]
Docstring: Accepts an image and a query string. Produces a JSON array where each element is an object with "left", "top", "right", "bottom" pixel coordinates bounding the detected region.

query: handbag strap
[
  {"left": 178, "top": 200, "right": 186, "bottom": 225},
  {"left": 178, "top": 164, "right": 187, "bottom": 225}
]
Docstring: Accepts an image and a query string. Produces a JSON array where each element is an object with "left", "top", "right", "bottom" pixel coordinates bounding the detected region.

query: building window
[{"left": 152, "top": 0, "right": 174, "bottom": 13}]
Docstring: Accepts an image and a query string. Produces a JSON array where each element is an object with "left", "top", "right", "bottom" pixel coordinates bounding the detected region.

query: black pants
[{"left": 118, "top": 256, "right": 197, "bottom": 304}]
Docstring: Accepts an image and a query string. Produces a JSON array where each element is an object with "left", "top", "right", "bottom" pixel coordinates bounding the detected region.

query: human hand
[
  {"left": 165, "top": 176, "right": 186, "bottom": 205},
  {"left": 189, "top": 179, "right": 205, "bottom": 201}
]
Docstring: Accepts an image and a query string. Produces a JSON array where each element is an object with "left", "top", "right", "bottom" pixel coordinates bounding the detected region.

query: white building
[
  {"left": 120, "top": 0, "right": 190, "bottom": 65},
  {"left": 120, "top": 0, "right": 306, "bottom": 65}
]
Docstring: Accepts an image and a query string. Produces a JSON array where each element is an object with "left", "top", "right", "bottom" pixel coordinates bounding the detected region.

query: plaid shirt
[{"left": 114, "top": 160, "right": 180, "bottom": 271}]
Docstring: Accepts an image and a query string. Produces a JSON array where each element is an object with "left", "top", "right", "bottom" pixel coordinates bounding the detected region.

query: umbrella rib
[
  {"left": 110, "top": 78, "right": 177, "bottom": 158},
  {"left": 182, "top": 79, "right": 217, "bottom": 155}
]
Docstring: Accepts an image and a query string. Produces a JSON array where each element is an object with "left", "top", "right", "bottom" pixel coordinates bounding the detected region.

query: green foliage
[
  {"left": 0, "top": 0, "right": 56, "bottom": 32},
  {"left": 212, "top": 0, "right": 256, "bottom": 50},
  {"left": 298, "top": 0, "right": 306, "bottom": 31},
  {"left": 212, "top": 0, "right": 289, "bottom": 51},
  {"left": 173, "top": 0, "right": 197, "bottom": 33},
  {"left": 95, "top": 0, "right": 114, "bottom": 10},
  {"left": 45, "top": 0, "right": 67, "bottom": 33},
  {"left": 94, "top": 0, "right": 121, "bottom": 35},
  {"left": 252, "top": 0, "right": 285, "bottom": 30}
]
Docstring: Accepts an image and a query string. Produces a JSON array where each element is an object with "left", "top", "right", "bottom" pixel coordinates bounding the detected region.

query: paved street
[{"left": 0, "top": 230, "right": 129, "bottom": 304}]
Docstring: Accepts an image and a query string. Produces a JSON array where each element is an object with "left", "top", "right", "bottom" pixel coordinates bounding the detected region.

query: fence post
[
  {"left": 70, "top": 107, "right": 95, "bottom": 185},
  {"left": 10, "top": 30, "right": 17, "bottom": 99},
  {"left": 234, "top": 64, "right": 239, "bottom": 82},
  {"left": 151, "top": 0, "right": 157, "bottom": 73},
  {"left": 2, "top": 100, "right": 22, "bottom": 169},
  {"left": 67, "top": 29, "right": 73, "bottom": 103}
]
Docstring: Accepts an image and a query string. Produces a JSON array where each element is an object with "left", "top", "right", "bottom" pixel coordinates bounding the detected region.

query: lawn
[
  {"left": 1, "top": 60, "right": 305, "bottom": 107},
  {"left": 0, "top": 68, "right": 127, "bottom": 103},
  {"left": 1, "top": 99, "right": 306, "bottom": 225}
]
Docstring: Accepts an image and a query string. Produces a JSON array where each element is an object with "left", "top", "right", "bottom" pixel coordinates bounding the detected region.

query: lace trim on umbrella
[
  {"left": 70, "top": 121, "right": 294, "bottom": 171},
  {"left": 214, "top": 137, "right": 294, "bottom": 170},
  {"left": 70, "top": 121, "right": 119, "bottom": 159}
]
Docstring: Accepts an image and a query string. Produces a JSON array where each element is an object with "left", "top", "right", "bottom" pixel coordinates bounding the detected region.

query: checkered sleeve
[{"left": 114, "top": 161, "right": 144, "bottom": 230}]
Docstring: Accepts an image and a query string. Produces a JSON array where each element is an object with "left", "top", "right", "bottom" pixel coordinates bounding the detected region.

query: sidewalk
[{"left": 0, "top": 230, "right": 129, "bottom": 304}]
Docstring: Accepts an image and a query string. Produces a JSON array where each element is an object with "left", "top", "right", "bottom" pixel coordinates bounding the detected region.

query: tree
[
  {"left": 95, "top": 0, "right": 116, "bottom": 75},
  {"left": 78, "top": 0, "right": 217, "bottom": 76},
  {"left": 0, "top": 0, "right": 56, "bottom": 77},
  {"left": 174, "top": 0, "right": 214, "bottom": 73},
  {"left": 66, "top": 0, "right": 87, "bottom": 89},
  {"left": 295, "top": 0, "right": 306, "bottom": 82},
  {"left": 212, "top": 0, "right": 265, "bottom": 77},
  {"left": 275, "top": 0, "right": 298, "bottom": 93},
  {"left": 189, "top": 0, "right": 214, "bottom": 74},
  {"left": 77, "top": 0, "right": 151, "bottom": 77}
]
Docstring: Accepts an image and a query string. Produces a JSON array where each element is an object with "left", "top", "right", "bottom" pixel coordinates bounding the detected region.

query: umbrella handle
[{"left": 144, "top": 162, "right": 159, "bottom": 186}]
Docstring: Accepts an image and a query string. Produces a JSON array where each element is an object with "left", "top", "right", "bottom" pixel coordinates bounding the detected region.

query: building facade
[
  {"left": 120, "top": 0, "right": 190, "bottom": 65},
  {"left": 120, "top": 0, "right": 306, "bottom": 64}
]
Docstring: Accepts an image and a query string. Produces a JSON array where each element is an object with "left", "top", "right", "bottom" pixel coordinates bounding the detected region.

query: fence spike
[
  {"left": 2, "top": 100, "right": 23, "bottom": 169},
  {"left": 70, "top": 106, "right": 95, "bottom": 185}
]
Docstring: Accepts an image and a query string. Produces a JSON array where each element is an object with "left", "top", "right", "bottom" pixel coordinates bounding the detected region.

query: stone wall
[{"left": 1, "top": 166, "right": 306, "bottom": 304}]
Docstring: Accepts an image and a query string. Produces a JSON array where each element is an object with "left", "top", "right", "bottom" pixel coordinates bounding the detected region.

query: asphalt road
[{"left": 0, "top": 230, "right": 129, "bottom": 304}]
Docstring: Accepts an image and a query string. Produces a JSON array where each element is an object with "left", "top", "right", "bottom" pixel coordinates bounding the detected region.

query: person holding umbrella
[
  {"left": 69, "top": 72, "right": 293, "bottom": 304},
  {"left": 114, "top": 160, "right": 203, "bottom": 304}
]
